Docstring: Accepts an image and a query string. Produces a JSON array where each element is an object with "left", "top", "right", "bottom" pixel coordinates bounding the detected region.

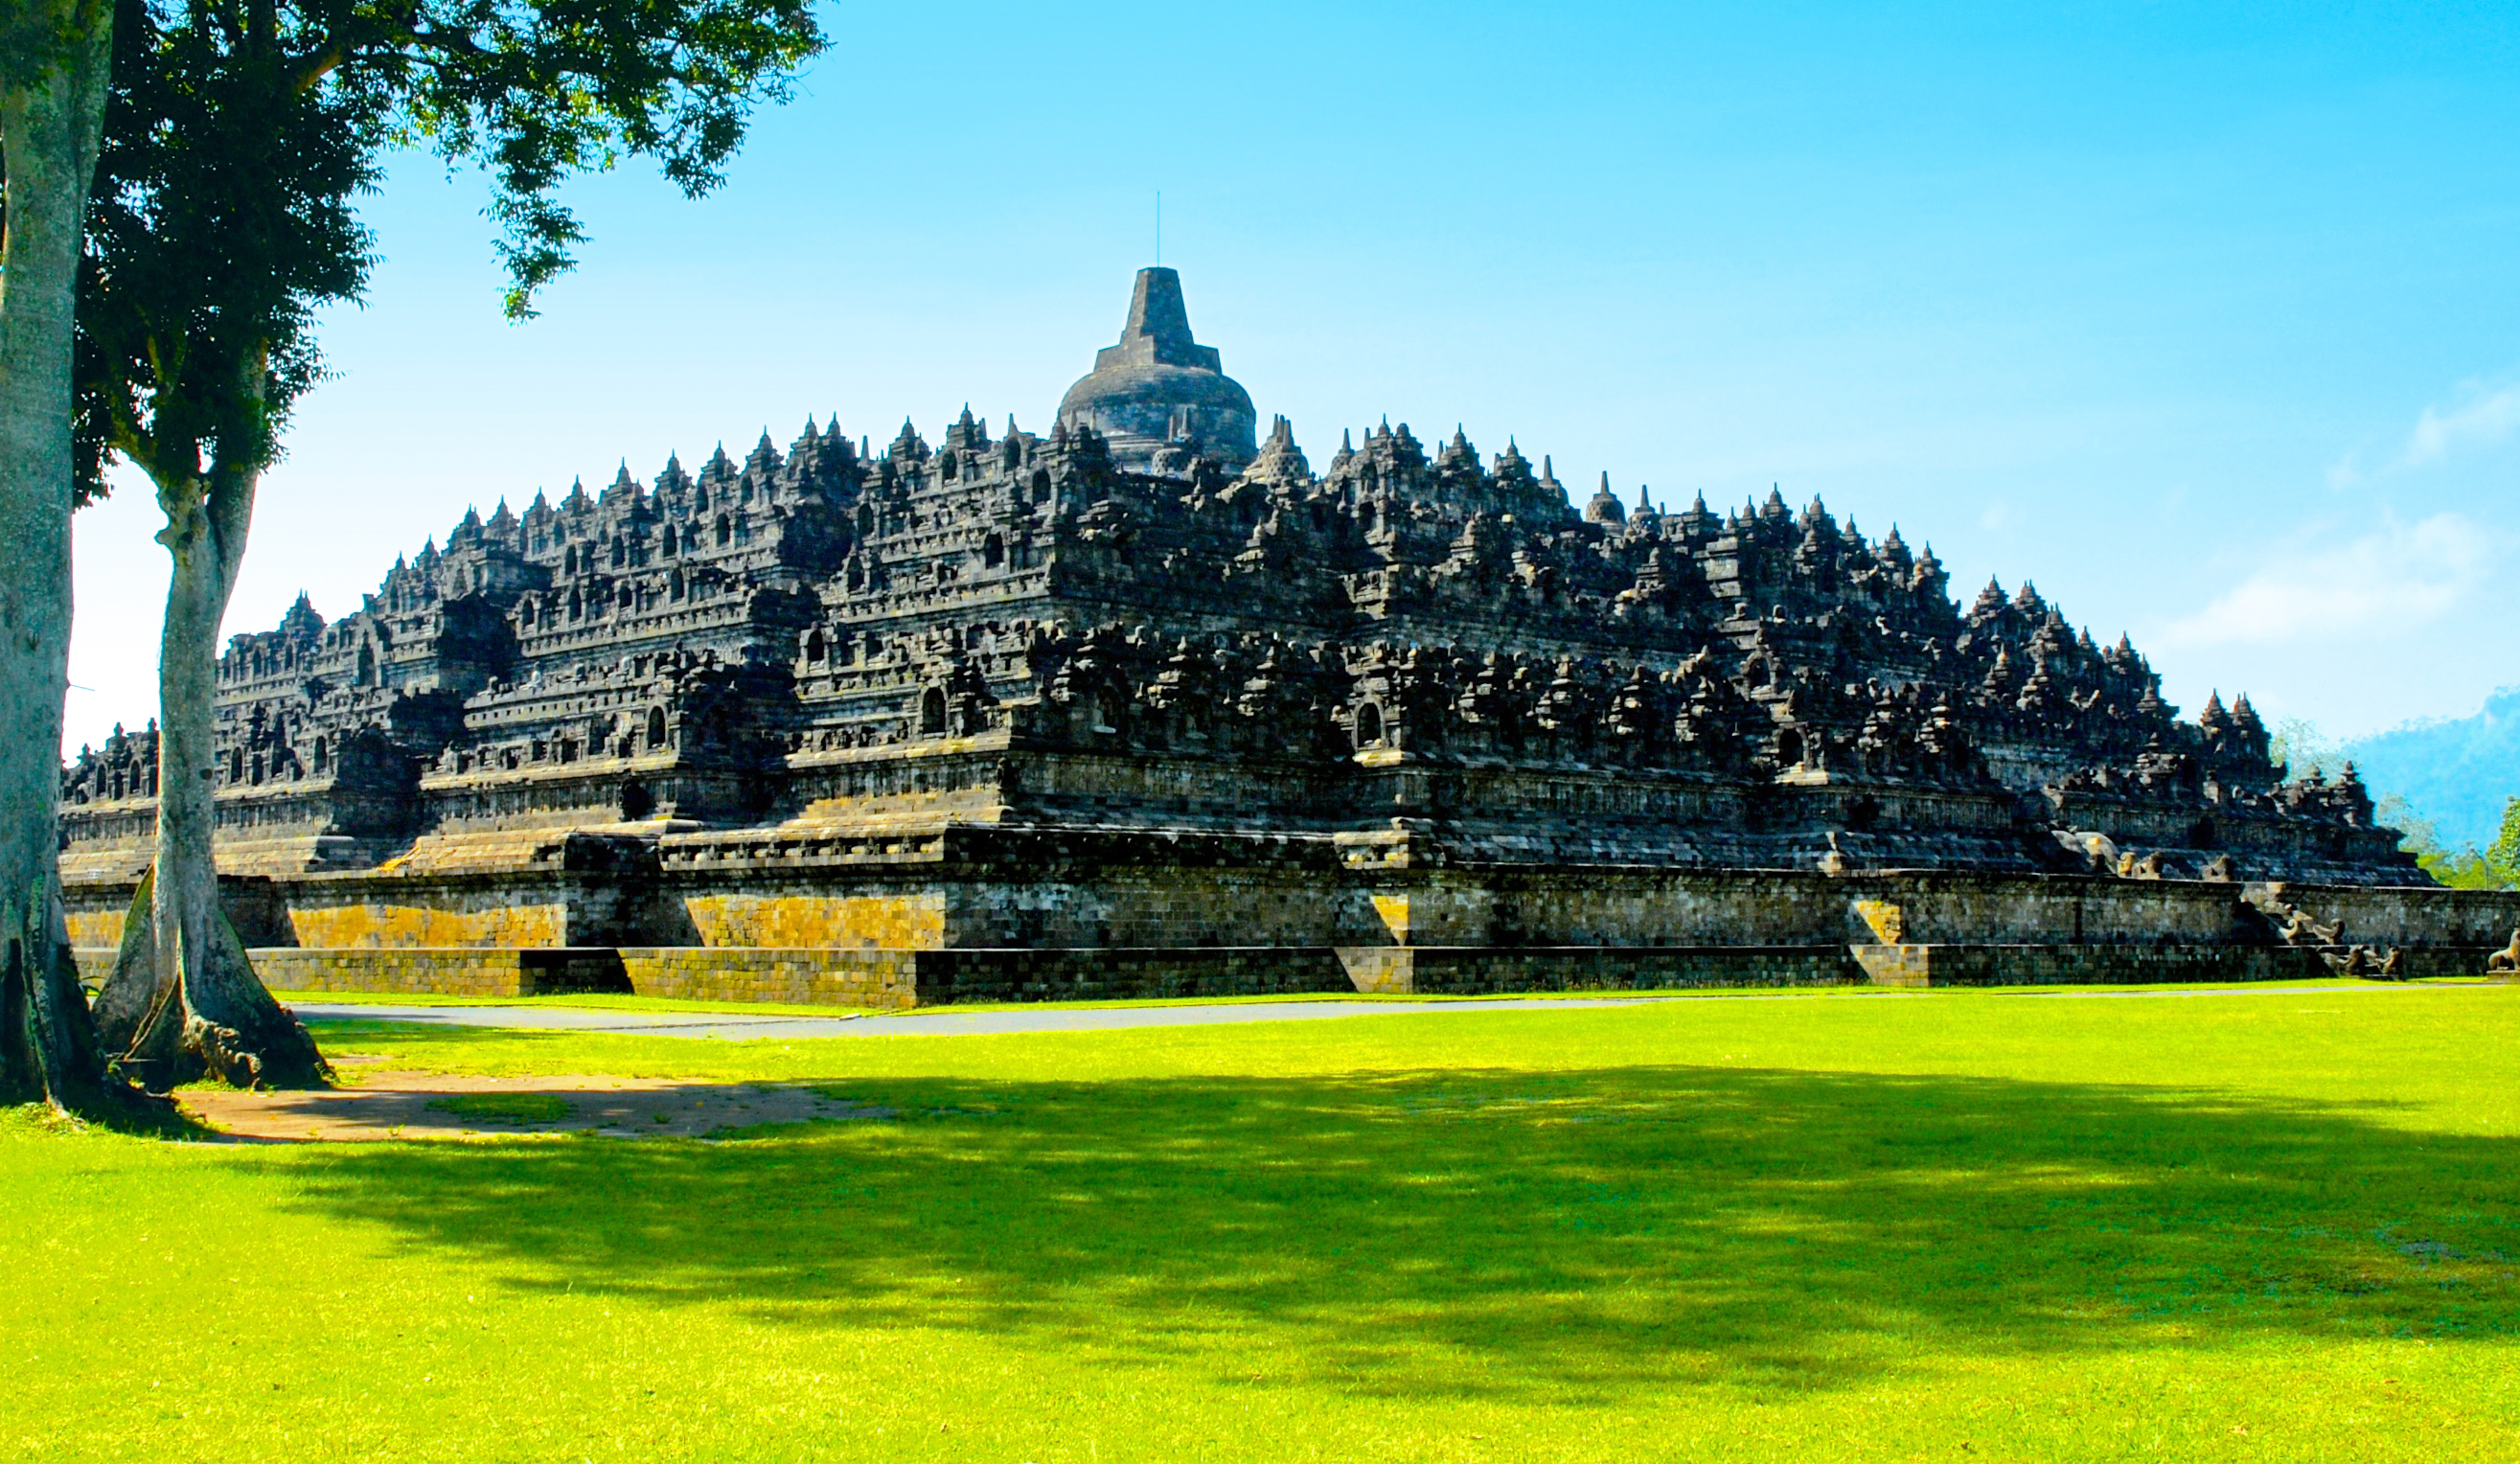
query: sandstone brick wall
[
  {"left": 2263, "top": 883, "right": 2520, "bottom": 947},
  {"left": 1855, "top": 873, "right": 2249, "bottom": 945},
  {"left": 246, "top": 947, "right": 630, "bottom": 997},
  {"left": 1475, "top": 870, "right": 1844, "bottom": 946},
  {"left": 1339, "top": 944, "right": 1862, "bottom": 995},
  {"left": 939, "top": 871, "right": 1385, "bottom": 949},
  {"left": 51, "top": 831, "right": 2520, "bottom": 1017},
  {"left": 284, "top": 897, "right": 576, "bottom": 949},
  {"left": 668, "top": 890, "right": 950, "bottom": 949},
  {"left": 63, "top": 873, "right": 297, "bottom": 950},
  {"left": 64, "top": 908, "right": 123, "bottom": 950},
  {"left": 75, "top": 935, "right": 2519, "bottom": 1013},
  {"left": 277, "top": 861, "right": 650, "bottom": 949},
  {"left": 617, "top": 948, "right": 919, "bottom": 1008},
  {"left": 1847, "top": 941, "right": 2510, "bottom": 986},
  {"left": 57, "top": 861, "right": 2520, "bottom": 959},
  {"left": 905, "top": 947, "right": 1356, "bottom": 1005},
  {"left": 251, "top": 948, "right": 534, "bottom": 996},
  {"left": 1848, "top": 943, "right": 2317, "bottom": 987}
]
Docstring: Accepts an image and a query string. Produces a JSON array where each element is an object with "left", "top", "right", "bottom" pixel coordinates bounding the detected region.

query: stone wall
[
  {"left": 64, "top": 874, "right": 298, "bottom": 949},
  {"left": 1338, "top": 945, "right": 1861, "bottom": 995},
  {"left": 248, "top": 947, "right": 631, "bottom": 997},
  {"left": 2258, "top": 882, "right": 2520, "bottom": 947},
  {"left": 668, "top": 889, "right": 950, "bottom": 949},
  {"left": 53, "top": 824, "right": 2520, "bottom": 1012},
  {"left": 617, "top": 948, "right": 918, "bottom": 1007},
  {"left": 1849, "top": 943, "right": 2317, "bottom": 987},
  {"left": 902, "top": 947, "right": 1355, "bottom": 1005},
  {"left": 1844, "top": 873, "right": 2252, "bottom": 947},
  {"left": 71, "top": 949, "right": 115, "bottom": 990},
  {"left": 57, "top": 839, "right": 2520, "bottom": 964},
  {"left": 72, "top": 934, "right": 2520, "bottom": 1013},
  {"left": 219, "top": 943, "right": 1345, "bottom": 1007},
  {"left": 1848, "top": 941, "right": 2508, "bottom": 986}
]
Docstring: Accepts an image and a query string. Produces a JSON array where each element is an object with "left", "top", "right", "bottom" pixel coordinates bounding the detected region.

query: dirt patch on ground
[{"left": 180, "top": 1068, "right": 888, "bottom": 1142}]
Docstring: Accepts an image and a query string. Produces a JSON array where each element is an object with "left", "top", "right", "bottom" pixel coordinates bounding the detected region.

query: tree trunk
[
  {"left": 93, "top": 452, "right": 327, "bottom": 1089},
  {"left": 0, "top": 2, "right": 113, "bottom": 1109}
]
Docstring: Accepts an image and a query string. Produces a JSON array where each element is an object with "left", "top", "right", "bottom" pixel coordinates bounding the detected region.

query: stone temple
[{"left": 57, "top": 269, "right": 2520, "bottom": 1002}]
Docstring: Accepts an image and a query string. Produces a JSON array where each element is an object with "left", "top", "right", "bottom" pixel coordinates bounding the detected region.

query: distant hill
[{"left": 2342, "top": 687, "right": 2520, "bottom": 852}]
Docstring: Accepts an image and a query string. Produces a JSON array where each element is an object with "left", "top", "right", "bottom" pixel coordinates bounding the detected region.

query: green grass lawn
[{"left": 8, "top": 984, "right": 2518, "bottom": 1461}]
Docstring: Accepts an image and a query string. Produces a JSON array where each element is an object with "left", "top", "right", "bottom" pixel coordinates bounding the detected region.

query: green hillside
[{"left": 2346, "top": 688, "right": 2520, "bottom": 853}]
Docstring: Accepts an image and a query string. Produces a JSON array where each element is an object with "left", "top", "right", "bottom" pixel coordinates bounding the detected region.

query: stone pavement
[
  {"left": 285, "top": 981, "right": 2456, "bottom": 1042},
  {"left": 288, "top": 995, "right": 1663, "bottom": 1041}
]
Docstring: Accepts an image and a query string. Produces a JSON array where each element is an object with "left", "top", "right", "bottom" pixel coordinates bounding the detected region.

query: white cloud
[
  {"left": 2405, "top": 379, "right": 2520, "bottom": 467},
  {"left": 2402, "top": 378, "right": 2520, "bottom": 469},
  {"left": 2159, "top": 512, "right": 2498, "bottom": 649},
  {"left": 2324, "top": 377, "right": 2520, "bottom": 489}
]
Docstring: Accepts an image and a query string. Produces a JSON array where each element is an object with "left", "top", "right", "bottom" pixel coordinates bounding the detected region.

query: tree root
[
  {"left": 105, "top": 973, "right": 333, "bottom": 1093},
  {"left": 94, "top": 867, "right": 332, "bottom": 1091},
  {"left": 174, "top": 1007, "right": 329, "bottom": 1090},
  {"left": 1, "top": 879, "right": 128, "bottom": 1113}
]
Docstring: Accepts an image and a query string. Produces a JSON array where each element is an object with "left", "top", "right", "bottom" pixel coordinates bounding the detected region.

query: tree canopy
[
  {"left": 78, "top": 0, "right": 825, "bottom": 498},
  {"left": 66, "top": 0, "right": 823, "bottom": 1089}
]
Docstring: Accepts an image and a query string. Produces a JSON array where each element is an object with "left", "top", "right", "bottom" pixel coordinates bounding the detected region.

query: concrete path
[
  {"left": 289, "top": 995, "right": 1660, "bottom": 1041},
  {"left": 286, "top": 980, "right": 2475, "bottom": 1042}
]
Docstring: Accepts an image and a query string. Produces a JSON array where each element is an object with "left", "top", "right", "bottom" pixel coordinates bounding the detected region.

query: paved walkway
[
  {"left": 286, "top": 980, "right": 2471, "bottom": 1042},
  {"left": 287, "top": 995, "right": 1668, "bottom": 1041}
]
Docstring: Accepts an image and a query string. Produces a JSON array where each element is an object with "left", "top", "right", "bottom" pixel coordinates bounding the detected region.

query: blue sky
[{"left": 63, "top": 0, "right": 2520, "bottom": 749}]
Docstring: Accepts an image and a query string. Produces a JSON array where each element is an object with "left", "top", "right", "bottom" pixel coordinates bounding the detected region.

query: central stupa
[{"left": 1055, "top": 266, "right": 1258, "bottom": 470}]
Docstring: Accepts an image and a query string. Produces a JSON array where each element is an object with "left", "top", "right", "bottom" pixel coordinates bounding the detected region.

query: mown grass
[{"left": 7, "top": 985, "right": 2518, "bottom": 1461}]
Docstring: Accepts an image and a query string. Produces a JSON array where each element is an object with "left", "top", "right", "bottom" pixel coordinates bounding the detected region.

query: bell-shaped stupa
[{"left": 1056, "top": 267, "right": 1257, "bottom": 470}]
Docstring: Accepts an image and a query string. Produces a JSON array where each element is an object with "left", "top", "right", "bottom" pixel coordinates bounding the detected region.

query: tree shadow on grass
[{"left": 268, "top": 1064, "right": 2520, "bottom": 1401}]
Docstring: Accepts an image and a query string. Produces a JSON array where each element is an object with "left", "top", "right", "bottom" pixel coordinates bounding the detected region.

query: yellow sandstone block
[
  {"left": 1851, "top": 899, "right": 1905, "bottom": 945},
  {"left": 286, "top": 903, "right": 568, "bottom": 949},
  {"left": 678, "top": 892, "right": 946, "bottom": 949},
  {"left": 65, "top": 909, "right": 125, "bottom": 949}
]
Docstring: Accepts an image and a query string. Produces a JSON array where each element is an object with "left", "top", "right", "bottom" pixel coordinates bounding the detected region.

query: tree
[
  {"left": 80, "top": 0, "right": 824, "bottom": 1087},
  {"left": 2380, "top": 794, "right": 2516, "bottom": 892},
  {"left": 2487, "top": 797, "right": 2520, "bottom": 888},
  {"left": 2267, "top": 717, "right": 2339, "bottom": 781},
  {"left": 0, "top": 0, "right": 116, "bottom": 1109}
]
